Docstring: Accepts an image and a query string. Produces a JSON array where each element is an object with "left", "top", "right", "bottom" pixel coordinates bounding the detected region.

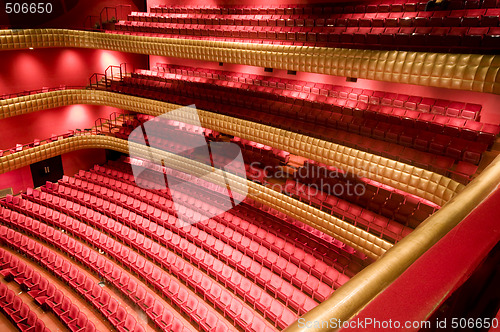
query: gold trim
[
  {"left": 0, "top": 29, "right": 499, "bottom": 94},
  {"left": 0, "top": 89, "right": 464, "bottom": 206}
]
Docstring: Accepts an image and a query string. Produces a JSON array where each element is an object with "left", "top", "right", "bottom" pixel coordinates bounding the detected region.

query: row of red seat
[
  {"left": 130, "top": 8, "right": 500, "bottom": 28},
  {"left": 107, "top": 83, "right": 477, "bottom": 183},
  {"left": 164, "top": 74, "right": 493, "bottom": 148},
  {"left": 113, "top": 21, "right": 500, "bottom": 51},
  {"left": 0, "top": 85, "right": 76, "bottom": 101},
  {"left": 96, "top": 159, "right": 361, "bottom": 273},
  {"left": 0, "top": 221, "right": 153, "bottom": 332},
  {"left": 0, "top": 205, "right": 185, "bottom": 332},
  {"left": 39, "top": 179, "right": 309, "bottom": 326},
  {"left": 113, "top": 113, "right": 437, "bottom": 230},
  {"left": 149, "top": 1, "right": 500, "bottom": 16},
  {"left": 0, "top": 277, "right": 48, "bottom": 332},
  {"left": 27, "top": 186, "right": 284, "bottom": 331},
  {"left": 49, "top": 173, "right": 344, "bottom": 301},
  {"left": 284, "top": 179, "right": 413, "bottom": 243},
  {"left": 135, "top": 113, "right": 220, "bottom": 139},
  {"left": 112, "top": 120, "right": 273, "bottom": 184},
  {"left": 123, "top": 72, "right": 490, "bottom": 183},
  {"left": 116, "top": 77, "right": 492, "bottom": 166},
  {"left": 67, "top": 172, "right": 323, "bottom": 316},
  {"left": 3, "top": 193, "right": 234, "bottom": 332},
  {"left": 147, "top": 65, "right": 483, "bottom": 121},
  {"left": 0, "top": 248, "right": 100, "bottom": 332},
  {"left": 100, "top": 160, "right": 365, "bottom": 275},
  {"left": 291, "top": 161, "right": 437, "bottom": 227},
  {"left": 0, "top": 131, "right": 75, "bottom": 158},
  {"left": 120, "top": 155, "right": 361, "bottom": 257}
]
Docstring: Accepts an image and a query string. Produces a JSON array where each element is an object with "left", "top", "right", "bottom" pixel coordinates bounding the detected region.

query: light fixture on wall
[{"left": 28, "top": 47, "right": 34, "bottom": 50}]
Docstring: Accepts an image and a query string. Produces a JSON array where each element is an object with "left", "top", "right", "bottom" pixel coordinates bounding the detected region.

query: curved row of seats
[
  {"left": 0, "top": 155, "right": 364, "bottom": 331},
  {"left": 0, "top": 277, "right": 49, "bottom": 332},
  {"left": 90, "top": 161, "right": 365, "bottom": 275},
  {"left": 43, "top": 175, "right": 347, "bottom": 304},
  {"left": 122, "top": 72, "right": 495, "bottom": 158},
  {"left": 30, "top": 182, "right": 305, "bottom": 325},
  {"left": 0, "top": 210, "right": 163, "bottom": 332},
  {"left": 283, "top": 179, "right": 413, "bottom": 242},
  {"left": 116, "top": 2, "right": 500, "bottom": 52},
  {"left": 129, "top": 9, "right": 500, "bottom": 28},
  {"left": 145, "top": 65, "right": 484, "bottom": 121},
  {"left": 0, "top": 248, "right": 99, "bottom": 332},
  {"left": 127, "top": 113, "right": 290, "bottom": 164},
  {"left": 1, "top": 198, "right": 222, "bottom": 332},
  {"left": 101, "top": 159, "right": 366, "bottom": 267},
  {"left": 289, "top": 160, "right": 437, "bottom": 226},
  {"left": 0, "top": 131, "right": 75, "bottom": 158},
  {"left": 113, "top": 21, "right": 500, "bottom": 51},
  {"left": 108, "top": 76, "right": 485, "bottom": 183},
  {"left": 109, "top": 115, "right": 435, "bottom": 236},
  {"left": 149, "top": 1, "right": 500, "bottom": 16}
]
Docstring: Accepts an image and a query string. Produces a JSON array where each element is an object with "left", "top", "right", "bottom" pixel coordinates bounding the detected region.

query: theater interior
[{"left": 0, "top": 0, "right": 499, "bottom": 331}]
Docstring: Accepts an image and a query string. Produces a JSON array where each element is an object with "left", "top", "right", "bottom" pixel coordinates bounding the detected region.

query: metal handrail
[
  {"left": 89, "top": 73, "right": 105, "bottom": 88},
  {"left": 0, "top": 129, "right": 102, "bottom": 158},
  {"left": 82, "top": 4, "right": 132, "bottom": 31}
]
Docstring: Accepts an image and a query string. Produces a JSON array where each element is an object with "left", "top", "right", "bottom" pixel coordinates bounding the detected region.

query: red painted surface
[
  {"left": 149, "top": 56, "right": 500, "bottom": 125},
  {"left": 0, "top": 48, "right": 147, "bottom": 95},
  {"left": 62, "top": 149, "right": 107, "bottom": 177},
  {"left": 340, "top": 186, "right": 500, "bottom": 331},
  {"left": 0, "top": 167, "right": 34, "bottom": 195},
  {"left": 0, "top": 149, "right": 107, "bottom": 195},
  {"left": 0, "top": 105, "right": 121, "bottom": 151},
  {"left": 0, "top": 103, "right": 115, "bottom": 195}
]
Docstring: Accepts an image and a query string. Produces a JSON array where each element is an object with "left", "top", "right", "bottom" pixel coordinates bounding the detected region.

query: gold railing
[
  {"left": 0, "top": 29, "right": 499, "bottom": 94},
  {"left": 283, "top": 153, "right": 500, "bottom": 332},
  {"left": 0, "top": 89, "right": 464, "bottom": 206}
]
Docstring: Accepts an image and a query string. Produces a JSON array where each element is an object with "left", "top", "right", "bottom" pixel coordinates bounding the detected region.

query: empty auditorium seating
[
  {"left": 288, "top": 160, "right": 438, "bottom": 228},
  {"left": 0, "top": 281, "right": 49, "bottom": 332},
  {"left": 104, "top": 110, "right": 434, "bottom": 240},
  {"left": 0, "top": 253, "right": 99, "bottom": 332},
  {"left": 0, "top": 207, "right": 193, "bottom": 332},
  {"left": 0, "top": 151, "right": 381, "bottom": 331}
]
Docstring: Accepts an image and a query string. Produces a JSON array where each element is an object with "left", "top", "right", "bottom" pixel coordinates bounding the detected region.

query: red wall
[
  {"left": 62, "top": 149, "right": 107, "bottom": 177},
  {"left": 0, "top": 48, "right": 147, "bottom": 95},
  {"left": 0, "top": 167, "right": 34, "bottom": 195},
  {"left": 150, "top": 56, "right": 500, "bottom": 125},
  {"left": 0, "top": 105, "right": 121, "bottom": 150},
  {"left": 0, "top": 46, "right": 146, "bottom": 195}
]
